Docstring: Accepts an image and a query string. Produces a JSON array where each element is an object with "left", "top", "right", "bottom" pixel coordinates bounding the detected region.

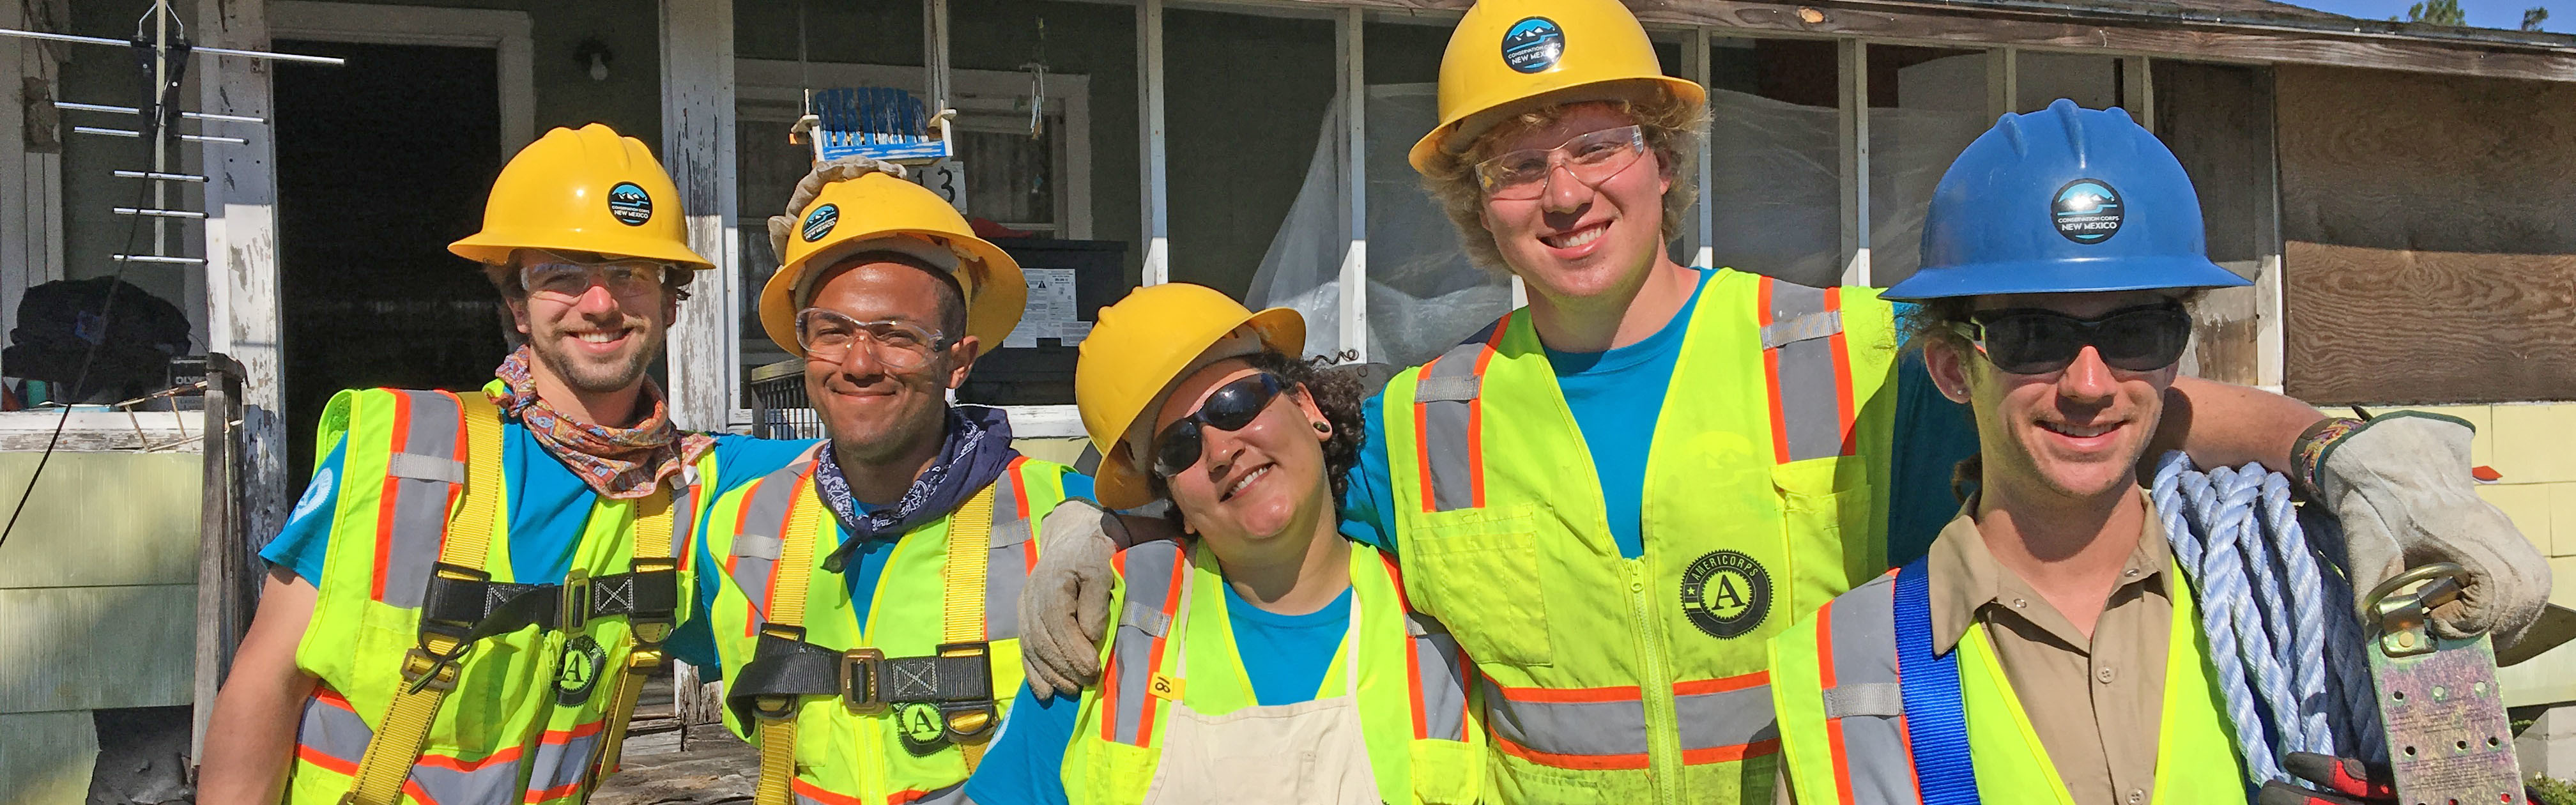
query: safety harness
[
  {"left": 728, "top": 483, "right": 1006, "bottom": 805},
  {"left": 342, "top": 394, "right": 682, "bottom": 804}
]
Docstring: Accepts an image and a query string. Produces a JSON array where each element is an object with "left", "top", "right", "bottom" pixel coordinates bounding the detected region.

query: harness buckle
[
  {"left": 559, "top": 569, "right": 592, "bottom": 632},
  {"left": 625, "top": 557, "right": 681, "bottom": 645},
  {"left": 842, "top": 648, "right": 889, "bottom": 714},
  {"left": 400, "top": 646, "right": 464, "bottom": 694}
]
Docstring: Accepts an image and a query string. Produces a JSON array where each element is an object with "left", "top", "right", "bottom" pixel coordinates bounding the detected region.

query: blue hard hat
[{"left": 1883, "top": 98, "right": 2250, "bottom": 301}]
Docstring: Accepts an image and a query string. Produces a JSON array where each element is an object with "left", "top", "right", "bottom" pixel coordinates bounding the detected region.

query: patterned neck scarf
[
  {"left": 489, "top": 344, "right": 716, "bottom": 500},
  {"left": 816, "top": 404, "right": 1021, "bottom": 573}
]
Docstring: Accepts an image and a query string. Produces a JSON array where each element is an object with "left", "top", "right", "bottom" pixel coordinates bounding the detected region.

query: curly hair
[
  {"left": 1147, "top": 350, "right": 1370, "bottom": 530},
  {"left": 1416, "top": 88, "right": 1708, "bottom": 273}
]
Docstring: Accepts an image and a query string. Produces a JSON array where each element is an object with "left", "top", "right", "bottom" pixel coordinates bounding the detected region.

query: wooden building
[{"left": 4, "top": 0, "right": 2576, "bottom": 794}]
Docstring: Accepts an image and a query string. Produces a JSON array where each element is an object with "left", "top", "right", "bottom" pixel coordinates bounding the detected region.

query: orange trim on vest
[
  {"left": 1757, "top": 278, "right": 1793, "bottom": 464},
  {"left": 792, "top": 777, "right": 866, "bottom": 805},
  {"left": 1006, "top": 456, "right": 1032, "bottom": 519},
  {"left": 1824, "top": 288, "right": 1858, "bottom": 457},
  {"left": 1682, "top": 739, "right": 1781, "bottom": 764},
  {"left": 1493, "top": 682, "right": 1643, "bottom": 704},
  {"left": 369, "top": 392, "right": 415, "bottom": 601},
  {"left": 1496, "top": 733, "right": 1650, "bottom": 770},
  {"left": 1673, "top": 671, "right": 1768, "bottom": 696},
  {"left": 297, "top": 744, "right": 359, "bottom": 776}
]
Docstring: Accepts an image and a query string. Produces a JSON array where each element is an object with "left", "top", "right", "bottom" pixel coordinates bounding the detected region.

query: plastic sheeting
[{"left": 1244, "top": 84, "right": 1514, "bottom": 370}]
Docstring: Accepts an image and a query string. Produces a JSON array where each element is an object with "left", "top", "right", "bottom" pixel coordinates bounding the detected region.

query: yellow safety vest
[
  {"left": 1767, "top": 566, "right": 2246, "bottom": 804},
  {"left": 286, "top": 385, "right": 713, "bottom": 804},
  {"left": 1377, "top": 268, "right": 1899, "bottom": 803},
  {"left": 702, "top": 446, "right": 1071, "bottom": 805},
  {"left": 1060, "top": 539, "right": 1485, "bottom": 804}
]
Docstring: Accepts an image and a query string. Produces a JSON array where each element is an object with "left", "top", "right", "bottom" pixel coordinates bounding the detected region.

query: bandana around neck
[
  {"left": 815, "top": 404, "right": 1021, "bottom": 573},
  {"left": 488, "top": 344, "right": 716, "bottom": 500}
]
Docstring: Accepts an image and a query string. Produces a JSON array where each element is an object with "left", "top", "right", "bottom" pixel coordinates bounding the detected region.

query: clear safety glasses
[
  {"left": 1951, "top": 302, "right": 2192, "bottom": 376},
  {"left": 795, "top": 307, "right": 949, "bottom": 371},
  {"left": 1473, "top": 125, "right": 1649, "bottom": 201},
  {"left": 519, "top": 250, "right": 676, "bottom": 302}
]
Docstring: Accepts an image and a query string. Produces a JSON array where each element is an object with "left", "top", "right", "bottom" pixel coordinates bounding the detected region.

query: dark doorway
[{"left": 272, "top": 41, "right": 506, "bottom": 484}]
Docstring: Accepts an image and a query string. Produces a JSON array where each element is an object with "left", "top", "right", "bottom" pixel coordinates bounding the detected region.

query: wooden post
[
  {"left": 659, "top": 0, "right": 740, "bottom": 431},
  {"left": 192, "top": 354, "right": 245, "bottom": 758},
  {"left": 1838, "top": 39, "right": 1871, "bottom": 287},
  {"left": 197, "top": 0, "right": 291, "bottom": 581},
  {"left": 1138, "top": 0, "right": 1169, "bottom": 286},
  {"left": 1335, "top": 8, "right": 1367, "bottom": 363}
]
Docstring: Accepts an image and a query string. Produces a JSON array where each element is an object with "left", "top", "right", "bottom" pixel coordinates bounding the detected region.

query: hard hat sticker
[
  {"left": 2052, "top": 179, "right": 2124, "bottom": 243},
  {"left": 1501, "top": 17, "right": 1565, "bottom": 74},
  {"left": 1680, "top": 549, "right": 1772, "bottom": 640},
  {"left": 802, "top": 203, "right": 841, "bottom": 243},
  {"left": 607, "top": 182, "right": 654, "bottom": 227}
]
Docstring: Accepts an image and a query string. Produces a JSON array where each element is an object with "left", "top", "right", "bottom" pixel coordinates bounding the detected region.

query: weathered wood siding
[
  {"left": 2276, "top": 64, "right": 2576, "bottom": 404},
  {"left": 0, "top": 452, "right": 202, "bottom": 714}
]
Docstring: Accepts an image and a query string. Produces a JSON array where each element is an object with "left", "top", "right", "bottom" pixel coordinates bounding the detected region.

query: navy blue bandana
[{"left": 816, "top": 404, "right": 1020, "bottom": 573}]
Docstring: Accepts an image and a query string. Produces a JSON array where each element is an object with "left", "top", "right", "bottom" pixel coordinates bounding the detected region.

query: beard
[{"left": 529, "top": 321, "right": 664, "bottom": 395}]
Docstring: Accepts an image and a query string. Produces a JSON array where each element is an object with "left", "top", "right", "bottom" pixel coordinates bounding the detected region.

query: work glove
[
  {"left": 2304, "top": 412, "right": 2551, "bottom": 649},
  {"left": 762, "top": 156, "right": 910, "bottom": 262},
  {"left": 1018, "top": 498, "right": 1124, "bottom": 700},
  {"left": 2253, "top": 753, "right": 2394, "bottom": 805}
]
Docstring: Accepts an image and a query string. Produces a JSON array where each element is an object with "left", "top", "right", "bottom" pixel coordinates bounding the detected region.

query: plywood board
[
  {"left": 2276, "top": 65, "right": 2576, "bottom": 403},
  {"left": 0, "top": 711, "right": 98, "bottom": 805},
  {"left": 0, "top": 452, "right": 201, "bottom": 590},
  {"left": 0, "top": 585, "right": 195, "bottom": 714}
]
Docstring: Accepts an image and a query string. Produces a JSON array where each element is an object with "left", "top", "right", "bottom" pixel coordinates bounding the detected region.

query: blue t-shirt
[
  {"left": 1336, "top": 280, "right": 1976, "bottom": 565},
  {"left": 961, "top": 580, "right": 1356, "bottom": 805},
  {"left": 662, "top": 457, "right": 1097, "bottom": 676}
]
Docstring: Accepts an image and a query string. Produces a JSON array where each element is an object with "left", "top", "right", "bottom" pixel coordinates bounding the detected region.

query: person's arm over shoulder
[
  {"left": 960, "top": 682, "right": 1082, "bottom": 804},
  {"left": 1335, "top": 392, "right": 1399, "bottom": 554},
  {"left": 2152, "top": 376, "right": 2322, "bottom": 472}
]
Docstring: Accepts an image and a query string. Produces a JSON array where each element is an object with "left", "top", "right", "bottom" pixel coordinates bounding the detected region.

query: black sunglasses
[
  {"left": 1951, "top": 303, "right": 2191, "bottom": 375},
  {"left": 1152, "top": 372, "right": 1287, "bottom": 478}
]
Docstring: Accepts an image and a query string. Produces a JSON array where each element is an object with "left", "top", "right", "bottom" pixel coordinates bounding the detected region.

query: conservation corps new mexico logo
[
  {"left": 802, "top": 203, "right": 840, "bottom": 242},
  {"left": 1679, "top": 550, "right": 1771, "bottom": 640},
  {"left": 1499, "top": 17, "right": 1565, "bottom": 74},
  {"left": 2051, "top": 179, "right": 2124, "bottom": 243},
  {"left": 606, "top": 182, "right": 654, "bottom": 227}
]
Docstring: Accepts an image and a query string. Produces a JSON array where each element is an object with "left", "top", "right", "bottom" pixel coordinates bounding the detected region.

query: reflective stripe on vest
[
  {"left": 1100, "top": 540, "right": 1188, "bottom": 747},
  {"left": 1480, "top": 671, "right": 1777, "bottom": 770},
  {"left": 1760, "top": 279, "right": 1857, "bottom": 463},
  {"left": 789, "top": 778, "right": 962, "bottom": 805},
  {"left": 725, "top": 454, "right": 1040, "bottom": 641},
  {"left": 1413, "top": 321, "right": 1508, "bottom": 513},
  {"left": 1808, "top": 571, "right": 1923, "bottom": 803},
  {"left": 374, "top": 389, "right": 464, "bottom": 607}
]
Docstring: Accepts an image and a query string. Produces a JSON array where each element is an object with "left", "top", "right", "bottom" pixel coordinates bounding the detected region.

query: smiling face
[
  {"left": 1926, "top": 290, "right": 2182, "bottom": 504},
  {"left": 802, "top": 258, "right": 980, "bottom": 467},
  {"left": 1475, "top": 102, "right": 1675, "bottom": 304},
  {"left": 505, "top": 250, "right": 676, "bottom": 396},
  {"left": 1149, "top": 358, "right": 1335, "bottom": 552}
]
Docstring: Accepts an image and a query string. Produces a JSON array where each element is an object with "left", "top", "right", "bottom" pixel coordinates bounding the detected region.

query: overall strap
[
  {"left": 1894, "top": 556, "right": 1979, "bottom": 805},
  {"left": 752, "top": 480, "right": 826, "bottom": 805},
  {"left": 942, "top": 485, "right": 998, "bottom": 769},
  {"left": 346, "top": 391, "right": 505, "bottom": 805}
]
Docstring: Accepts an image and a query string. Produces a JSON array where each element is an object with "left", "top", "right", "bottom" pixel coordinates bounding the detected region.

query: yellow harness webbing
[
  {"left": 749, "top": 480, "right": 1000, "bottom": 805},
  {"left": 343, "top": 393, "right": 678, "bottom": 803}
]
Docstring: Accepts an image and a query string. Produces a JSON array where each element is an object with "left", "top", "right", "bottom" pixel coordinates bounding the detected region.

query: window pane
[
  {"left": 957, "top": 128, "right": 1054, "bottom": 229},
  {"left": 1705, "top": 37, "right": 1843, "bottom": 288},
  {"left": 1868, "top": 45, "right": 1989, "bottom": 289}
]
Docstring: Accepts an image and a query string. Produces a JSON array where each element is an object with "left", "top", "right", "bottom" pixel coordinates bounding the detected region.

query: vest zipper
[{"left": 1628, "top": 558, "right": 1683, "bottom": 804}]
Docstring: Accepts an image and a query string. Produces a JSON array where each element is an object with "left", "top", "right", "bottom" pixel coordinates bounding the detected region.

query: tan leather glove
[
  {"left": 762, "top": 156, "right": 910, "bottom": 262},
  {"left": 2308, "top": 412, "right": 2552, "bottom": 648},
  {"left": 1018, "top": 498, "right": 1123, "bottom": 700}
]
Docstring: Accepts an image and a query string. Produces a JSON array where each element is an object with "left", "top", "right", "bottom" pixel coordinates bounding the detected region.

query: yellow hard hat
[
  {"left": 450, "top": 123, "right": 714, "bottom": 269},
  {"left": 1407, "top": 0, "right": 1705, "bottom": 173},
  {"left": 760, "top": 172, "right": 1027, "bottom": 355},
  {"left": 1076, "top": 284, "right": 1304, "bottom": 510}
]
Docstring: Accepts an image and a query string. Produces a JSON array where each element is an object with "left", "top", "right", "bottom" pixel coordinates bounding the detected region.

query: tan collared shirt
[
  {"left": 1776, "top": 494, "right": 2180, "bottom": 805},
  {"left": 1924, "top": 493, "right": 2178, "bottom": 805}
]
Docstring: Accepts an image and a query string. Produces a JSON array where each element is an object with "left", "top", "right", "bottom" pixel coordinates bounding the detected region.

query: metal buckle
[
  {"left": 624, "top": 557, "right": 680, "bottom": 645},
  {"left": 842, "top": 648, "right": 888, "bottom": 714},
  {"left": 400, "top": 646, "right": 464, "bottom": 694},
  {"left": 558, "top": 569, "right": 591, "bottom": 632},
  {"left": 2360, "top": 562, "right": 2523, "bottom": 805}
]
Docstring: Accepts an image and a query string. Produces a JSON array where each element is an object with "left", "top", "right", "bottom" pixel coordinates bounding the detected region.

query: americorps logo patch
[
  {"left": 2052, "top": 179, "right": 2124, "bottom": 243},
  {"left": 802, "top": 203, "right": 840, "bottom": 242},
  {"left": 1680, "top": 549, "right": 1772, "bottom": 640},
  {"left": 1500, "top": 17, "right": 1565, "bottom": 74},
  {"left": 606, "top": 181, "right": 654, "bottom": 226}
]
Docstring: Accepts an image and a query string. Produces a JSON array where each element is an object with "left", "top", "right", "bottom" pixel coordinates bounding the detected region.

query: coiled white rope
[{"left": 2150, "top": 452, "right": 2386, "bottom": 788}]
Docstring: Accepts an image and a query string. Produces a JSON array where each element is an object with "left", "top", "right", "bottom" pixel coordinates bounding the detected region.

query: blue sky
[{"left": 2280, "top": 0, "right": 2569, "bottom": 30}]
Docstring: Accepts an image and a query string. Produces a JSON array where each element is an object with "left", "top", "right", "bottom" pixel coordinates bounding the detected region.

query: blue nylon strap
[{"left": 1895, "top": 556, "right": 1981, "bottom": 805}]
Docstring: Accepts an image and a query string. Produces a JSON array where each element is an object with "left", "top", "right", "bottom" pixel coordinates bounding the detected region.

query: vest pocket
[
  {"left": 1408, "top": 737, "right": 1485, "bottom": 804},
  {"left": 1402, "top": 504, "right": 1552, "bottom": 668},
  {"left": 1771, "top": 457, "right": 1876, "bottom": 611}
]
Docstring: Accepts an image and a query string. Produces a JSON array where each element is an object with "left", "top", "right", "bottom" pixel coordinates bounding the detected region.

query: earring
[{"left": 1312, "top": 420, "right": 1331, "bottom": 434}]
